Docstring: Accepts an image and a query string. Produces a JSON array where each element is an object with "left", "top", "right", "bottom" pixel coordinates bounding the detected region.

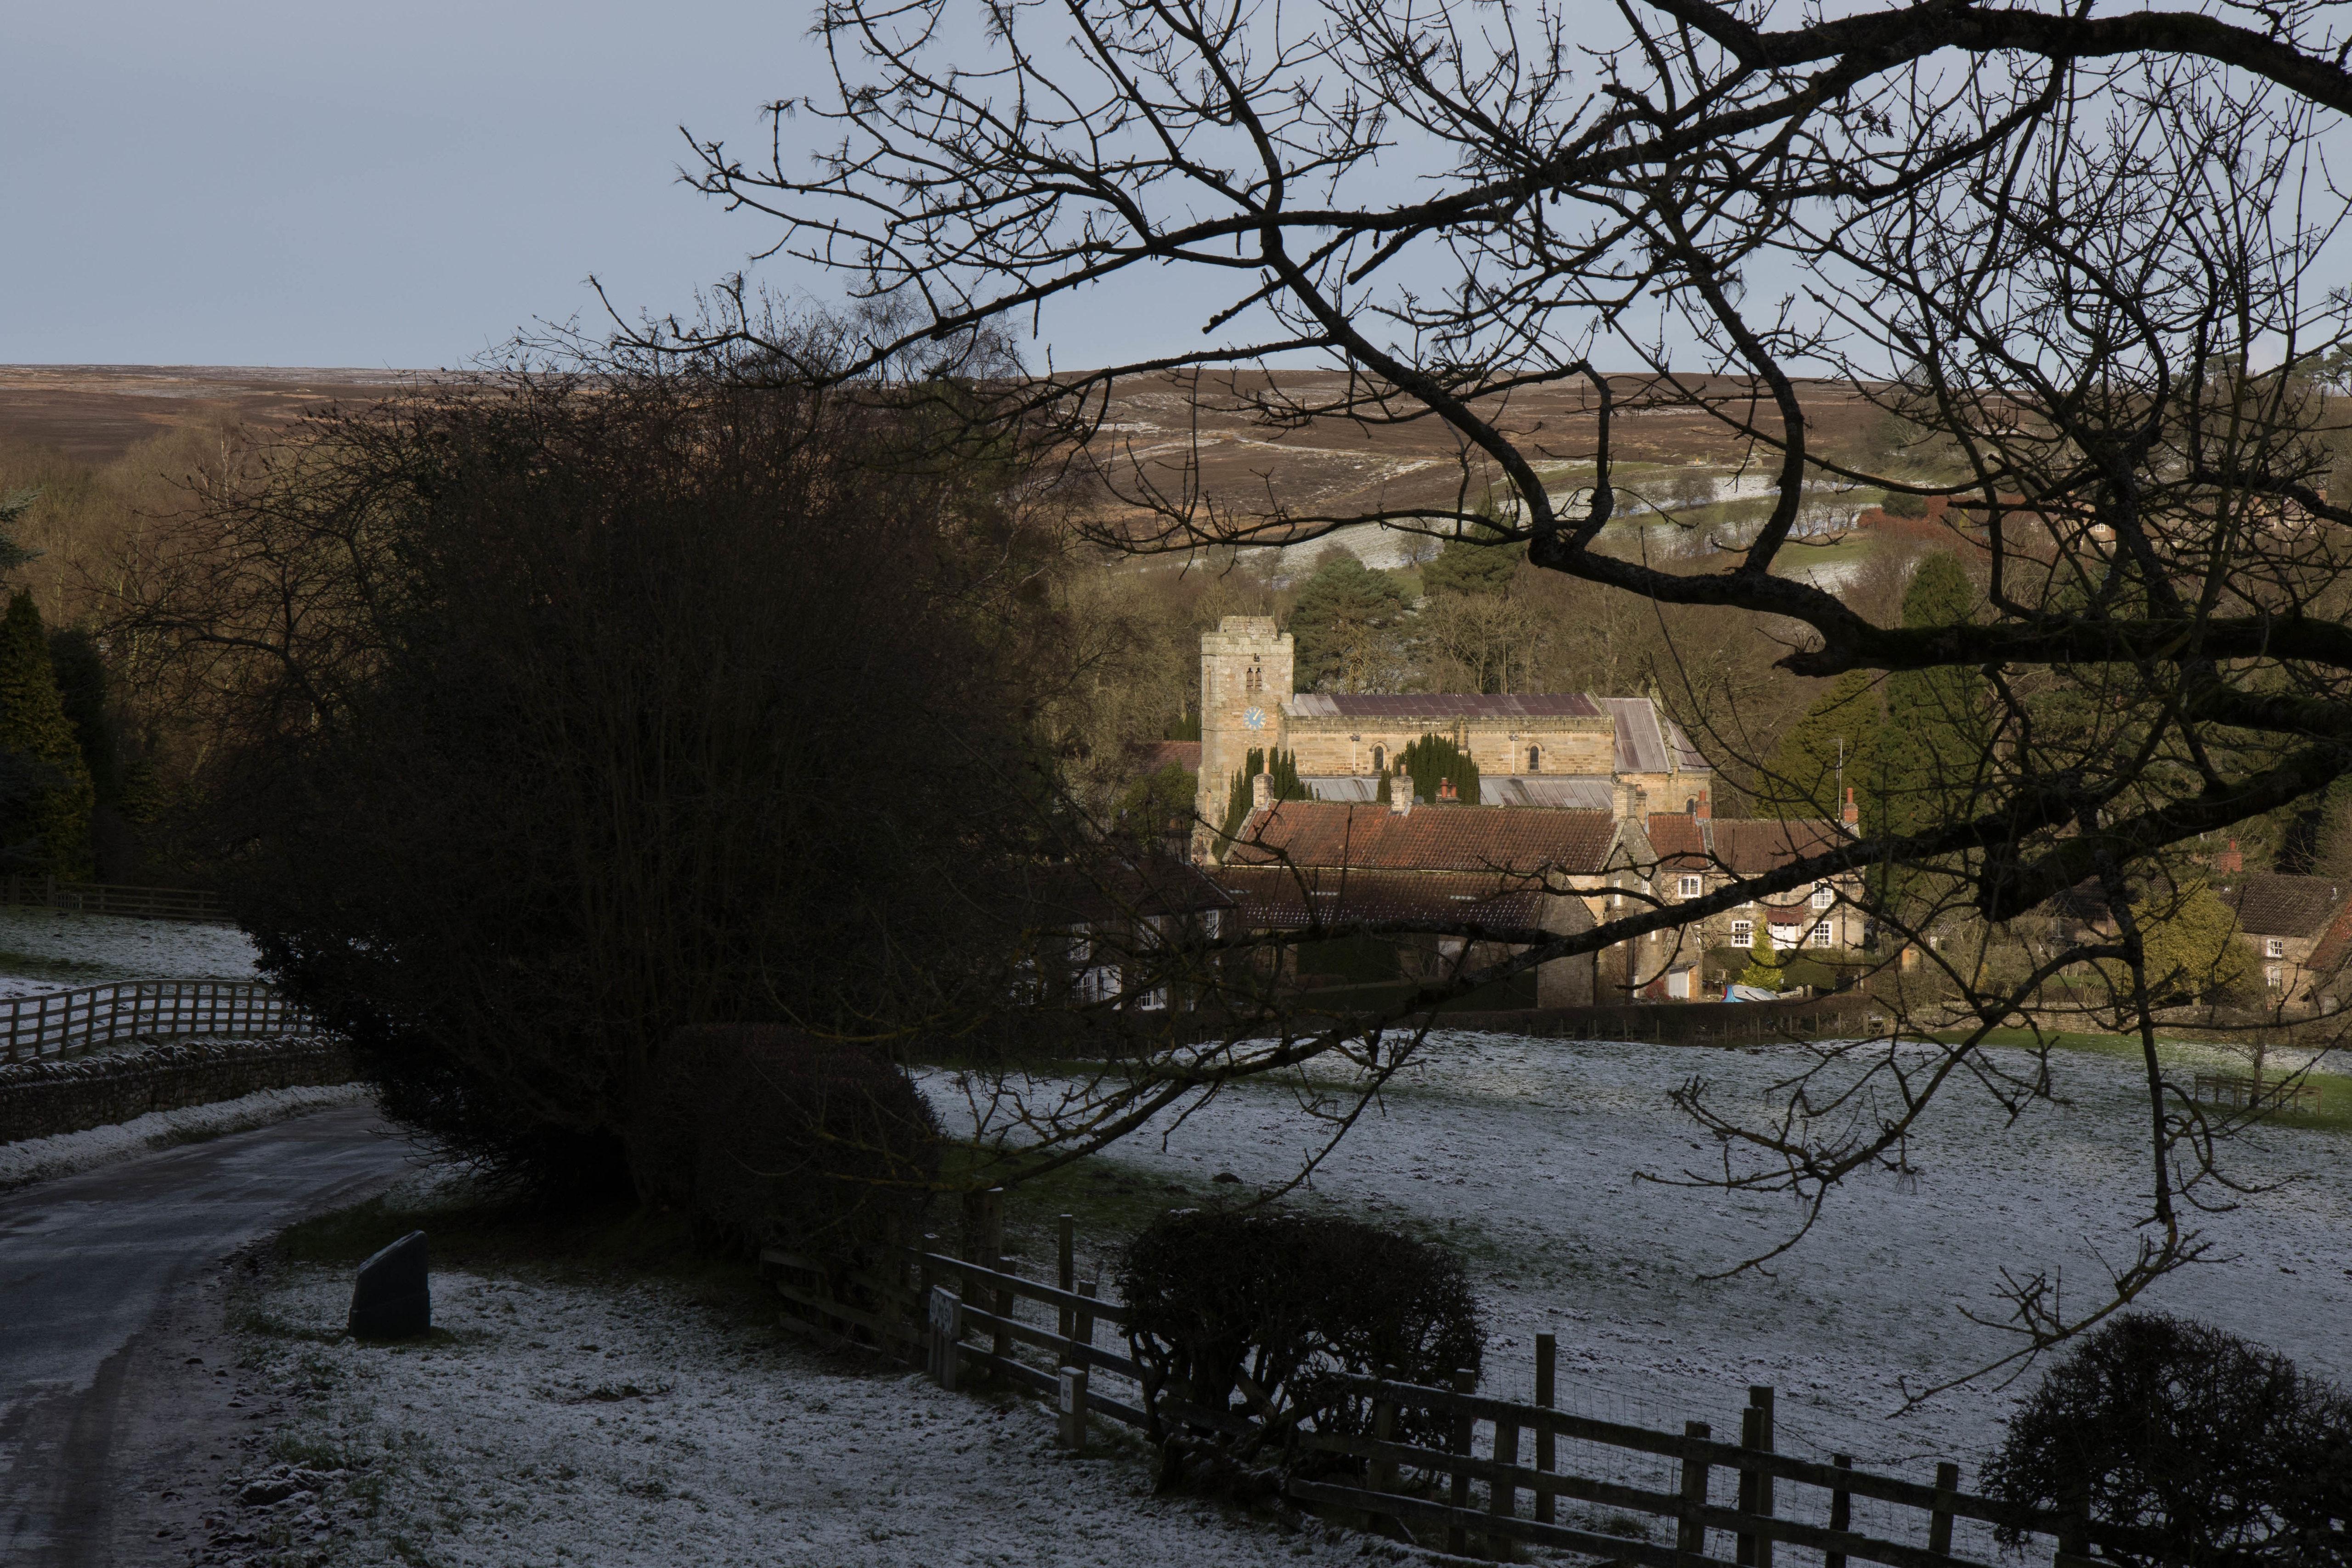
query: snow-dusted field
[
  {"left": 235, "top": 1259, "right": 1381, "bottom": 1568},
  {"left": 0, "top": 905, "right": 260, "bottom": 992},
  {"left": 949, "top": 1033, "right": 2352, "bottom": 1481}
]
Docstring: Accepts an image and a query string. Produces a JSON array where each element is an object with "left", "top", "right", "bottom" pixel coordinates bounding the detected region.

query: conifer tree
[
  {"left": 1420, "top": 520, "right": 1519, "bottom": 599},
  {"left": 1878, "top": 555, "right": 1990, "bottom": 842},
  {"left": 1738, "top": 919, "right": 1787, "bottom": 992},
  {"left": 1399, "top": 733, "right": 1480, "bottom": 805},
  {"left": 0, "top": 592, "right": 94, "bottom": 879},
  {"left": 1289, "top": 551, "right": 1413, "bottom": 691},
  {"left": 1757, "top": 670, "right": 1883, "bottom": 826}
]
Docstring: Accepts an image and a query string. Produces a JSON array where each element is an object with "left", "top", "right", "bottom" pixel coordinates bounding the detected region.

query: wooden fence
[
  {"left": 0, "top": 877, "right": 231, "bottom": 924},
  {"left": 763, "top": 1198, "right": 2159, "bottom": 1568},
  {"left": 1, "top": 980, "right": 305, "bottom": 1064},
  {"left": 2192, "top": 1073, "right": 2322, "bottom": 1114}
]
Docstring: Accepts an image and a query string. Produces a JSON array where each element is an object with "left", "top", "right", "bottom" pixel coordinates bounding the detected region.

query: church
[{"left": 1194, "top": 616, "right": 1712, "bottom": 849}]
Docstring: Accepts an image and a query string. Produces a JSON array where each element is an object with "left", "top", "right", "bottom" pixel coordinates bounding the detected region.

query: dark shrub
[
  {"left": 1120, "top": 1208, "right": 1484, "bottom": 1491},
  {"left": 1984, "top": 1313, "right": 2352, "bottom": 1568},
  {"left": 639, "top": 1025, "right": 942, "bottom": 1267},
  {"left": 1881, "top": 489, "right": 1930, "bottom": 518}
]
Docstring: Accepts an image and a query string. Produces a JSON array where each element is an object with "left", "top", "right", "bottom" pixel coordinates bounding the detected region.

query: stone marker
[{"left": 348, "top": 1230, "right": 430, "bottom": 1340}]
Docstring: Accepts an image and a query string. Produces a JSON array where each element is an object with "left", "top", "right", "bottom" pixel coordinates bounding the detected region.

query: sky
[{"left": 1, "top": 0, "right": 844, "bottom": 368}]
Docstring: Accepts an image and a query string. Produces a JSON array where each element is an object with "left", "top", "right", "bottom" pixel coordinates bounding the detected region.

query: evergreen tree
[
  {"left": 1738, "top": 919, "right": 1788, "bottom": 992},
  {"left": 1289, "top": 551, "right": 1413, "bottom": 691},
  {"left": 0, "top": 592, "right": 94, "bottom": 879},
  {"left": 1219, "top": 746, "right": 1304, "bottom": 838},
  {"left": 1421, "top": 521, "right": 1519, "bottom": 599},
  {"left": 1399, "top": 732, "right": 1480, "bottom": 805},
  {"left": 2112, "top": 878, "right": 2255, "bottom": 1005},
  {"left": 1757, "top": 670, "right": 1883, "bottom": 826},
  {"left": 47, "top": 628, "right": 119, "bottom": 807},
  {"left": 1878, "top": 554, "right": 1990, "bottom": 843}
]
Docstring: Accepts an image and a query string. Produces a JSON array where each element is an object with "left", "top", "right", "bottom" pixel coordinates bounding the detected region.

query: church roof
[
  {"left": 1225, "top": 799, "right": 1622, "bottom": 877},
  {"left": 1281, "top": 693, "right": 1709, "bottom": 774}
]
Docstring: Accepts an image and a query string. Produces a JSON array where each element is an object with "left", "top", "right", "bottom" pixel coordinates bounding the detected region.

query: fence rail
[
  {"left": 1, "top": 980, "right": 305, "bottom": 1064},
  {"left": 759, "top": 1196, "right": 2153, "bottom": 1568},
  {"left": 2192, "top": 1072, "right": 2321, "bottom": 1113},
  {"left": 0, "top": 877, "right": 231, "bottom": 924}
]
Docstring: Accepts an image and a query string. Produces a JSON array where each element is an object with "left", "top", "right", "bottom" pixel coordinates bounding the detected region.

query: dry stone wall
[{"left": 0, "top": 1036, "right": 356, "bottom": 1144}]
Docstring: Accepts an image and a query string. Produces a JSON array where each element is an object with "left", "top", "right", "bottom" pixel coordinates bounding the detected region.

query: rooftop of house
[
  {"left": 2220, "top": 872, "right": 2344, "bottom": 938},
  {"left": 1641, "top": 812, "right": 1854, "bottom": 876},
  {"left": 1226, "top": 798, "right": 1625, "bottom": 877},
  {"left": 1007, "top": 856, "right": 1233, "bottom": 928}
]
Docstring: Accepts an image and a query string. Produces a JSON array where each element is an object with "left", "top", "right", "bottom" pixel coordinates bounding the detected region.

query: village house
[
  {"left": 1640, "top": 794, "right": 1870, "bottom": 998},
  {"left": 2218, "top": 866, "right": 2348, "bottom": 1007},
  {"left": 1212, "top": 787, "right": 1660, "bottom": 1005}
]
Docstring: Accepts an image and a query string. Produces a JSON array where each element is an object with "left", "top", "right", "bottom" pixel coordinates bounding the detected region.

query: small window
[
  {"left": 1245, "top": 664, "right": 1262, "bottom": 693},
  {"left": 1371, "top": 745, "right": 1385, "bottom": 773},
  {"left": 1730, "top": 919, "right": 1753, "bottom": 945},
  {"left": 2266, "top": 963, "right": 2284, "bottom": 989},
  {"left": 2266, "top": 937, "right": 2286, "bottom": 959},
  {"left": 1810, "top": 925, "right": 1833, "bottom": 949},
  {"left": 1527, "top": 745, "right": 1541, "bottom": 772},
  {"left": 1812, "top": 884, "right": 1835, "bottom": 910},
  {"left": 1678, "top": 875, "right": 1703, "bottom": 898}
]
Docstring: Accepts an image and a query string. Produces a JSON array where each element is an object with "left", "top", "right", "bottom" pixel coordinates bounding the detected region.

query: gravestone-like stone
[{"left": 348, "top": 1230, "right": 430, "bottom": 1340}]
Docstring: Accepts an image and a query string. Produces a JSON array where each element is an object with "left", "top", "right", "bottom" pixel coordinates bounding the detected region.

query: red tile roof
[
  {"left": 1707, "top": 818, "right": 1852, "bottom": 876},
  {"left": 1645, "top": 813, "right": 1708, "bottom": 867},
  {"left": 1224, "top": 800, "right": 1620, "bottom": 877}
]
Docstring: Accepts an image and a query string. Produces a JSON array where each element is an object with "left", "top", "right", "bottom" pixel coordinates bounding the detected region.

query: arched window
[
  {"left": 1527, "top": 745, "right": 1541, "bottom": 773},
  {"left": 1245, "top": 664, "right": 1262, "bottom": 693},
  {"left": 1371, "top": 745, "right": 1385, "bottom": 774}
]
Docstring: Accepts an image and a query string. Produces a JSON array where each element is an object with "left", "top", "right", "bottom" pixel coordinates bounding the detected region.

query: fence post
[
  {"left": 1490, "top": 1406, "right": 1520, "bottom": 1557},
  {"left": 1057, "top": 1213, "right": 1076, "bottom": 1342},
  {"left": 1738, "top": 1386, "right": 1775, "bottom": 1568},
  {"left": 1074, "top": 1279, "right": 1098, "bottom": 1370},
  {"left": 1057, "top": 1364, "right": 1090, "bottom": 1451},
  {"left": 1447, "top": 1367, "right": 1476, "bottom": 1556},
  {"left": 1534, "top": 1331, "right": 1556, "bottom": 1525},
  {"left": 1929, "top": 1461, "right": 1959, "bottom": 1557},
  {"left": 1826, "top": 1455, "right": 1852, "bottom": 1568},
  {"left": 927, "top": 1285, "right": 963, "bottom": 1392},
  {"left": 1676, "top": 1421, "right": 1712, "bottom": 1567},
  {"left": 1371, "top": 1372, "right": 1399, "bottom": 1498}
]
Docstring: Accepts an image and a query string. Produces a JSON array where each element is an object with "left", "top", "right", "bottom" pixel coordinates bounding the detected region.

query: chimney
[
  {"left": 1390, "top": 787, "right": 1411, "bottom": 817},
  {"left": 1691, "top": 788, "right": 1711, "bottom": 822},
  {"left": 1611, "top": 777, "right": 1643, "bottom": 822},
  {"left": 2216, "top": 838, "right": 2243, "bottom": 876},
  {"left": 1252, "top": 772, "right": 1272, "bottom": 812},
  {"left": 1842, "top": 787, "right": 1860, "bottom": 835},
  {"left": 1437, "top": 776, "right": 1458, "bottom": 803}
]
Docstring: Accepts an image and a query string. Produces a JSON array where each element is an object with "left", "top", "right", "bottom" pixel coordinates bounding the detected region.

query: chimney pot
[
  {"left": 2216, "top": 837, "right": 2243, "bottom": 876},
  {"left": 1252, "top": 772, "right": 1272, "bottom": 811},
  {"left": 1842, "top": 787, "right": 1860, "bottom": 834},
  {"left": 1437, "top": 776, "right": 1458, "bottom": 803}
]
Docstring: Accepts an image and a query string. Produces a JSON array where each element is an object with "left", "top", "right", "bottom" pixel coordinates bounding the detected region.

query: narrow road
[{"left": 0, "top": 1105, "right": 412, "bottom": 1567}]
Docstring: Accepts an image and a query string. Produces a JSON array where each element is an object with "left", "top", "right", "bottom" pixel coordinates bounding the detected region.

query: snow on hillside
[
  {"left": 940, "top": 1032, "right": 2352, "bottom": 1483},
  {"left": 0, "top": 906, "right": 260, "bottom": 992}
]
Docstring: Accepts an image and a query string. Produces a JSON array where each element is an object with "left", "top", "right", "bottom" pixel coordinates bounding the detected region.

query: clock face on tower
[{"left": 1243, "top": 707, "right": 1266, "bottom": 731}]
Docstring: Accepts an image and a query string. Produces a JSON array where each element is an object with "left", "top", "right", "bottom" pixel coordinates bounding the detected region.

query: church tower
[{"left": 1197, "top": 616, "right": 1294, "bottom": 838}]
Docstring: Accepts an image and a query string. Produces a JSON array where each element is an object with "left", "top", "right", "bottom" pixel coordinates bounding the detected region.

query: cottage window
[
  {"left": 2266, "top": 963, "right": 2284, "bottom": 989},
  {"left": 1730, "top": 919, "right": 1753, "bottom": 945},
  {"left": 1811, "top": 884, "right": 1835, "bottom": 910},
  {"left": 2266, "top": 937, "right": 2286, "bottom": 959},
  {"left": 1810, "top": 925, "right": 1833, "bottom": 949},
  {"left": 1678, "top": 875, "right": 1703, "bottom": 898}
]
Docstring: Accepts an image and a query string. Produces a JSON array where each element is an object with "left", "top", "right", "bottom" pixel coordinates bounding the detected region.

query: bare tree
[{"left": 675, "top": 0, "right": 2352, "bottom": 1377}]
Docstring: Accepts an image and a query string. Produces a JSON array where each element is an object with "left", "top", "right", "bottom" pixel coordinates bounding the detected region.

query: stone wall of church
[{"left": 1283, "top": 718, "right": 1616, "bottom": 778}]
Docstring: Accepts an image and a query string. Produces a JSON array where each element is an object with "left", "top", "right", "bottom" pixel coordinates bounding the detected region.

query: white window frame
[
  {"left": 2266, "top": 937, "right": 2286, "bottom": 958},
  {"left": 1811, "top": 884, "right": 1835, "bottom": 910},
  {"left": 1729, "top": 919, "right": 1753, "bottom": 946},
  {"left": 1810, "top": 924, "right": 1833, "bottom": 949},
  {"left": 2266, "top": 963, "right": 2284, "bottom": 989},
  {"left": 1678, "top": 875, "right": 1703, "bottom": 898}
]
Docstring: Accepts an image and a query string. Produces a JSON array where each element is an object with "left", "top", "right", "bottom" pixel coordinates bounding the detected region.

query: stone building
[{"left": 1194, "top": 616, "right": 1711, "bottom": 844}]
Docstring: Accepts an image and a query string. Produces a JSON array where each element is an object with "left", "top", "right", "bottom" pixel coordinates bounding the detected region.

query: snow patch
[{"left": 0, "top": 1083, "right": 368, "bottom": 1189}]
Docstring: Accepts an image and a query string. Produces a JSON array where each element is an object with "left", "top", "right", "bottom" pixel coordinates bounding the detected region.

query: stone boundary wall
[{"left": 0, "top": 1036, "right": 358, "bottom": 1144}]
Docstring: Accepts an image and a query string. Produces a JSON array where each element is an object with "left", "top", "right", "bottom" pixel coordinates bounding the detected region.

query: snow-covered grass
[
  {"left": 940, "top": 1031, "right": 2352, "bottom": 1483},
  {"left": 0, "top": 1083, "right": 368, "bottom": 1189},
  {"left": 0, "top": 904, "right": 260, "bottom": 991},
  {"left": 232, "top": 1223, "right": 1388, "bottom": 1568}
]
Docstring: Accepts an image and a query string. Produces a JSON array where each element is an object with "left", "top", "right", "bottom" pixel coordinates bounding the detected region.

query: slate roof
[
  {"left": 1302, "top": 776, "right": 1383, "bottom": 803},
  {"left": 1485, "top": 777, "right": 1616, "bottom": 810},
  {"left": 1288, "top": 693, "right": 1606, "bottom": 721},
  {"left": 2220, "top": 873, "right": 2343, "bottom": 938},
  {"left": 1213, "top": 866, "right": 1565, "bottom": 932},
  {"left": 1226, "top": 799, "right": 1621, "bottom": 876},
  {"left": 1597, "top": 698, "right": 1710, "bottom": 775}
]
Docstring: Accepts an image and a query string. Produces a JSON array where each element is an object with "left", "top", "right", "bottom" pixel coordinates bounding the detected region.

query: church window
[
  {"left": 1527, "top": 745, "right": 1541, "bottom": 772},
  {"left": 1245, "top": 664, "right": 1262, "bottom": 694},
  {"left": 1371, "top": 745, "right": 1385, "bottom": 773}
]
